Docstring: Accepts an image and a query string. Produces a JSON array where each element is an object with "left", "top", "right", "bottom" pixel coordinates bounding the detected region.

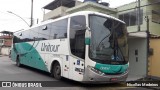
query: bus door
[
  {"left": 74, "top": 30, "right": 85, "bottom": 59},
  {"left": 69, "top": 15, "right": 86, "bottom": 81},
  {"left": 69, "top": 30, "right": 85, "bottom": 81}
]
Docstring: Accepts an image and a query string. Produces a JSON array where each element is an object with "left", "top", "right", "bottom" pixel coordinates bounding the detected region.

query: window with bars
[
  {"left": 152, "top": 10, "right": 160, "bottom": 24},
  {"left": 119, "top": 9, "right": 143, "bottom": 26}
]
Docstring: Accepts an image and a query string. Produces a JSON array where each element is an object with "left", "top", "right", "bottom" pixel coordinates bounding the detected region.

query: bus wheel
[
  {"left": 53, "top": 62, "right": 61, "bottom": 80},
  {"left": 16, "top": 56, "right": 21, "bottom": 67}
]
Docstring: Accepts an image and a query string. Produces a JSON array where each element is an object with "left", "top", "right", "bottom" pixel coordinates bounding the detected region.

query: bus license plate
[{"left": 110, "top": 78, "right": 118, "bottom": 82}]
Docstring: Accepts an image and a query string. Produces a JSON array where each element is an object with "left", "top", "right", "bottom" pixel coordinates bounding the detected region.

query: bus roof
[
  {"left": 15, "top": 11, "right": 125, "bottom": 33},
  {"left": 41, "top": 11, "right": 125, "bottom": 25},
  {"left": 68, "top": 11, "right": 125, "bottom": 23}
]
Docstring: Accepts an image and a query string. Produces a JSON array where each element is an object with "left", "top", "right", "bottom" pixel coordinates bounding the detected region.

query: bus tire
[
  {"left": 52, "top": 62, "right": 62, "bottom": 80},
  {"left": 16, "top": 56, "right": 21, "bottom": 67}
]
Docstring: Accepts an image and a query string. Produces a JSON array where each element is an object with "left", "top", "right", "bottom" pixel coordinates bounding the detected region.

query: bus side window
[
  {"left": 13, "top": 30, "right": 30, "bottom": 43},
  {"left": 21, "top": 30, "right": 31, "bottom": 42},
  {"left": 30, "top": 28, "right": 39, "bottom": 41},
  {"left": 70, "top": 15, "right": 86, "bottom": 59},
  {"left": 39, "top": 25, "right": 50, "bottom": 40},
  {"left": 50, "top": 19, "right": 68, "bottom": 39}
]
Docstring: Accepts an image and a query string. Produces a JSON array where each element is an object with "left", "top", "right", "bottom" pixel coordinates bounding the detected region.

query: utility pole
[
  {"left": 137, "top": 0, "right": 141, "bottom": 31},
  {"left": 146, "top": 16, "right": 149, "bottom": 57},
  {"left": 145, "top": 16, "right": 149, "bottom": 77},
  {"left": 30, "top": 0, "right": 33, "bottom": 27}
]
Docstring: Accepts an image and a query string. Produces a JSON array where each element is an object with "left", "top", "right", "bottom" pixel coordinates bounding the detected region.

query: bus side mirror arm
[
  {"left": 85, "top": 26, "right": 91, "bottom": 45},
  {"left": 86, "top": 26, "right": 91, "bottom": 31}
]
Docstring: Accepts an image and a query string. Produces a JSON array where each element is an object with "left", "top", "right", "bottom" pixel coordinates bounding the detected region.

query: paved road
[{"left": 0, "top": 56, "right": 152, "bottom": 90}]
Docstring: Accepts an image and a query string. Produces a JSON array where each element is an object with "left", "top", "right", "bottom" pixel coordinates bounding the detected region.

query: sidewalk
[{"left": 0, "top": 55, "right": 9, "bottom": 57}]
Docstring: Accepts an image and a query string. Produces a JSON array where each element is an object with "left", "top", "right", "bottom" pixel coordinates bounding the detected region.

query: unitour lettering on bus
[{"left": 41, "top": 43, "right": 60, "bottom": 52}]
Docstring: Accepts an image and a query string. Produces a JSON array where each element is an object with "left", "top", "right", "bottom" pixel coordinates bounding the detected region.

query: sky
[{"left": 0, "top": 0, "right": 136, "bottom": 32}]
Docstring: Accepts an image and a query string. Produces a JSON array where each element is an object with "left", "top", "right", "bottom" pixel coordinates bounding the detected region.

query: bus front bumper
[{"left": 83, "top": 67, "right": 128, "bottom": 83}]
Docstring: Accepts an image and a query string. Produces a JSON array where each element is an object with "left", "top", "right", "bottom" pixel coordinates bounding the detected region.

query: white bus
[{"left": 11, "top": 11, "right": 129, "bottom": 83}]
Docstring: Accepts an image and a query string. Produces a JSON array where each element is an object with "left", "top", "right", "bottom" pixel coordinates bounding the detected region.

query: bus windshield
[{"left": 89, "top": 15, "right": 128, "bottom": 65}]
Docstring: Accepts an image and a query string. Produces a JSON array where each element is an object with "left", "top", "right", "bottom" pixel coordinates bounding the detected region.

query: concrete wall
[
  {"left": 43, "top": 6, "right": 69, "bottom": 20},
  {"left": 128, "top": 37, "right": 147, "bottom": 80},
  {"left": 66, "top": 2, "right": 117, "bottom": 17},
  {"left": 0, "top": 47, "right": 11, "bottom": 55},
  {"left": 43, "top": 2, "right": 117, "bottom": 20},
  {"left": 148, "top": 38, "right": 160, "bottom": 78}
]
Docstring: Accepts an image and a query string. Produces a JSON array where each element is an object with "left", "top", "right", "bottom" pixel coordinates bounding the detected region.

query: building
[
  {"left": 43, "top": 0, "right": 83, "bottom": 20},
  {"left": 117, "top": 0, "right": 160, "bottom": 34},
  {"left": 66, "top": 1, "right": 117, "bottom": 17},
  {"left": 0, "top": 31, "right": 13, "bottom": 55},
  {"left": 42, "top": 0, "right": 160, "bottom": 80},
  {"left": 43, "top": 0, "right": 160, "bottom": 34},
  {"left": 43, "top": 0, "right": 117, "bottom": 20},
  {"left": 117, "top": 0, "right": 160, "bottom": 80}
]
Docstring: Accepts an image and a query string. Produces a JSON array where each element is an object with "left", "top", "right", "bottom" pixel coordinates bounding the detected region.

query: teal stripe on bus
[
  {"left": 95, "top": 63, "right": 128, "bottom": 74},
  {"left": 12, "top": 42, "right": 49, "bottom": 72}
]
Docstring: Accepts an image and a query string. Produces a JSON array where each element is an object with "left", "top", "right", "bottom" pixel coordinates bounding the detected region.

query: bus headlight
[
  {"left": 125, "top": 68, "right": 129, "bottom": 73},
  {"left": 87, "top": 65, "right": 104, "bottom": 75}
]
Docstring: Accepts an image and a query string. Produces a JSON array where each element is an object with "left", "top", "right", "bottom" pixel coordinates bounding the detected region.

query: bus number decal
[
  {"left": 41, "top": 43, "right": 60, "bottom": 52},
  {"left": 75, "top": 68, "right": 84, "bottom": 73}
]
